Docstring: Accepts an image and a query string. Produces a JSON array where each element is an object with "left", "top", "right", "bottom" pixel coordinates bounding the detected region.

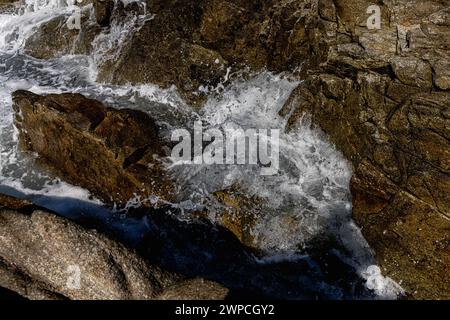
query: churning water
[{"left": 0, "top": 1, "right": 403, "bottom": 299}]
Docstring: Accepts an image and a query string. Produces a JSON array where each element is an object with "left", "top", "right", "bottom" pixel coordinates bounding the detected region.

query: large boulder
[
  {"left": 0, "top": 194, "right": 177, "bottom": 299},
  {"left": 96, "top": 0, "right": 325, "bottom": 106},
  {"left": 10, "top": 0, "right": 450, "bottom": 299},
  {"left": 12, "top": 90, "right": 175, "bottom": 206},
  {"left": 281, "top": 0, "right": 450, "bottom": 299},
  {"left": 0, "top": 193, "right": 230, "bottom": 300},
  {"left": 96, "top": 0, "right": 229, "bottom": 107},
  {"left": 21, "top": 0, "right": 332, "bottom": 106}
]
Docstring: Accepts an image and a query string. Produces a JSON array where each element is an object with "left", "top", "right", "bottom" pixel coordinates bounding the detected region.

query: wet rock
[
  {"left": 97, "top": 19, "right": 229, "bottom": 107},
  {"left": 111, "top": 0, "right": 146, "bottom": 20},
  {"left": 96, "top": 0, "right": 326, "bottom": 106},
  {"left": 351, "top": 161, "right": 450, "bottom": 300},
  {"left": 210, "top": 188, "right": 263, "bottom": 248},
  {"left": 12, "top": 90, "right": 175, "bottom": 206},
  {"left": 93, "top": 0, "right": 114, "bottom": 27},
  {"left": 24, "top": 15, "right": 79, "bottom": 59},
  {"left": 24, "top": 13, "right": 102, "bottom": 59},
  {"left": 12, "top": 0, "right": 450, "bottom": 299},
  {"left": 20, "top": 0, "right": 334, "bottom": 105},
  {"left": 285, "top": 77, "right": 450, "bottom": 300},
  {"left": 96, "top": 0, "right": 230, "bottom": 107},
  {"left": 282, "top": 0, "right": 450, "bottom": 299},
  {"left": 0, "top": 0, "right": 18, "bottom": 13},
  {"left": 318, "top": 0, "right": 336, "bottom": 22},
  {"left": 94, "top": 0, "right": 450, "bottom": 297}
]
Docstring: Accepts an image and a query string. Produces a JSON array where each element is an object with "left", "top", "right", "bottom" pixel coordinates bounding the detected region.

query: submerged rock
[
  {"left": 12, "top": 90, "right": 175, "bottom": 206},
  {"left": 210, "top": 187, "right": 265, "bottom": 248}
]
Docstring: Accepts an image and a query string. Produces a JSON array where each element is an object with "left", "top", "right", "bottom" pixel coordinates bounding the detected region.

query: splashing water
[{"left": 0, "top": 1, "right": 403, "bottom": 299}]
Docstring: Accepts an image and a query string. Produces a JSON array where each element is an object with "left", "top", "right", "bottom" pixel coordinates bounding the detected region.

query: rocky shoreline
[
  {"left": 0, "top": 0, "right": 449, "bottom": 299},
  {"left": 0, "top": 194, "right": 230, "bottom": 300}
]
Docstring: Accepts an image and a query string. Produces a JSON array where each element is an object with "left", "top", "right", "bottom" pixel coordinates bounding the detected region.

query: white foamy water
[
  {"left": 0, "top": 1, "right": 403, "bottom": 299},
  {"left": 167, "top": 73, "right": 403, "bottom": 298},
  {"left": 0, "top": 0, "right": 71, "bottom": 52}
]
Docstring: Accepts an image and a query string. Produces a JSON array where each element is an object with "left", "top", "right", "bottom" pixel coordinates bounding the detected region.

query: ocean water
[{"left": 0, "top": 0, "right": 403, "bottom": 299}]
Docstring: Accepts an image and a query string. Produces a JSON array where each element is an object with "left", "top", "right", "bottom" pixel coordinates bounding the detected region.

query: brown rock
[
  {"left": 24, "top": 14, "right": 101, "bottom": 59},
  {"left": 281, "top": 0, "right": 450, "bottom": 299},
  {"left": 96, "top": 0, "right": 327, "bottom": 105},
  {"left": 11, "top": 0, "right": 450, "bottom": 299},
  {"left": 211, "top": 187, "right": 264, "bottom": 248},
  {"left": 0, "top": 193, "right": 37, "bottom": 211},
  {"left": 20, "top": 0, "right": 332, "bottom": 106},
  {"left": 96, "top": 1, "right": 229, "bottom": 107},
  {"left": 432, "top": 57, "right": 450, "bottom": 90},
  {"left": 0, "top": 0, "right": 17, "bottom": 13},
  {"left": 12, "top": 90, "right": 175, "bottom": 206},
  {"left": 93, "top": 0, "right": 115, "bottom": 27},
  {"left": 318, "top": 0, "right": 337, "bottom": 22},
  {"left": 157, "top": 278, "right": 229, "bottom": 300},
  {"left": 351, "top": 161, "right": 450, "bottom": 300},
  {"left": 285, "top": 77, "right": 450, "bottom": 299},
  {"left": 24, "top": 16, "right": 79, "bottom": 59}
]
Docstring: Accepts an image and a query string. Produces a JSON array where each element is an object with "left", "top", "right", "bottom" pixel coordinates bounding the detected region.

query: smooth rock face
[
  {"left": 0, "top": 194, "right": 230, "bottom": 300},
  {"left": 0, "top": 194, "right": 177, "bottom": 300},
  {"left": 280, "top": 0, "right": 450, "bottom": 299},
  {"left": 12, "top": 90, "right": 175, "bottom": 206}
]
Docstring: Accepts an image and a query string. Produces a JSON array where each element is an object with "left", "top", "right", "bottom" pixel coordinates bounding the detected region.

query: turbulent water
[{"left": 0, "top": 1, "right": 403, "bottom": 299}]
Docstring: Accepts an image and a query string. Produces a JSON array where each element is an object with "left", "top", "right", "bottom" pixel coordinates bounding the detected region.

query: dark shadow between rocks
[
  {"left": 0, "top": 286, "right": 26, "bottom": 300},
  {"left": 0, "top": 186, "right": 377, "bottom": 300}
]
